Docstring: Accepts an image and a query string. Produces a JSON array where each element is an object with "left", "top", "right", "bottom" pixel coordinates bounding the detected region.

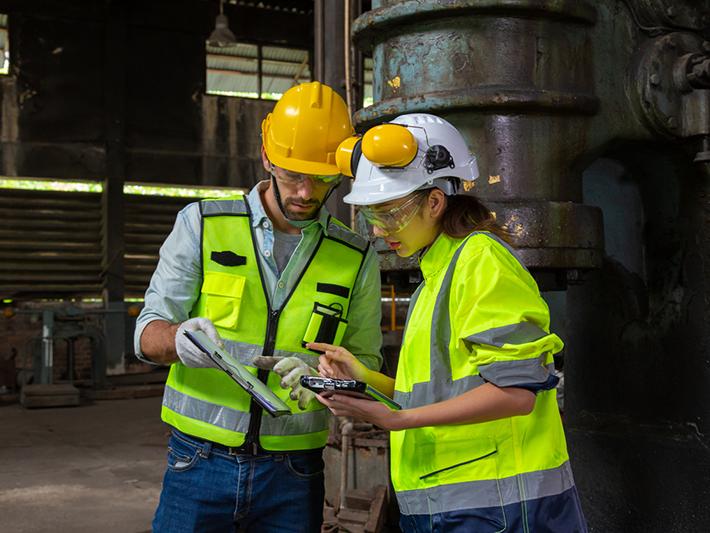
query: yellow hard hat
[{"left": 261, "top": 81, "right": 354, "bottom": 176}]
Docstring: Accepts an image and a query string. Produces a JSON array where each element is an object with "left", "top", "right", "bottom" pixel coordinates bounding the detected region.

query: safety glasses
[
  {"left": 272, "top": 166, "right": 342, "bottom": 187},
  {"left": 359, "top": 191, "right": 428, "bottom": 235}
]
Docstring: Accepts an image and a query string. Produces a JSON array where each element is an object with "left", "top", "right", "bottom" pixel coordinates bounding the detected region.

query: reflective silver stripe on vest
[
  {"left": 201, "top": 198, "right": 247, "bottom": 216},
  {"left": 466, "top": 321, "right": 549, "bottom": 348},
  {"left": 163, "top": 385, "right": 250, "bottom": 433},
  {"left": 398, "top": 232, "right": 540, "bottom": 407},
  {"left": 395, "top": 374, "right": 485, "bottom": 409},
  {"left": 222, "top": 339, "right": 319, "bottom": 368},
  {"left": 261, "top": 408, "right": 330, "bottom": 436},
  {"left": 326, "top": 221, "right": 368, "bottom": 252},
  {"left": 396, "top": 460, "right": 576, "bottom": 516},
  {"left": 479, "top": 358, "right": 555, "bottom": 388},
  {"left": 422, "top": 234, "right": 473, "bottom": 404}
]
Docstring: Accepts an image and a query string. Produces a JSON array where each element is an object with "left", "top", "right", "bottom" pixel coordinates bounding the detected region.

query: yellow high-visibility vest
[
  {"left": 392, "top": 231, "right": 573, "bottom": 516},
  {"left": 162, "top": 195, "right": 369, "bottom": 451}
]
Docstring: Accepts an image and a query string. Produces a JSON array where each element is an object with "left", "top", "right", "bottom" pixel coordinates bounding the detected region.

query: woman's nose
[{"left": 372, "top": 224, "right": 388, "bottom": 237}]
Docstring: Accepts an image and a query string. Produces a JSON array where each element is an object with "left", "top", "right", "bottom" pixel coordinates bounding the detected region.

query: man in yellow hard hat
[{"left": 135, "top": 82, "right": 383, "bottom": 532}]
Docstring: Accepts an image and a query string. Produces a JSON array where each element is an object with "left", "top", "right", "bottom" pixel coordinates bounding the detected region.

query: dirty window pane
[
  {"left": 261, "top": 46, "right": 310, "bottom": 101},
  {"left": 0, "top": 14, "right": 9, "bottom": 75},
  {"left": 205, "top": 41, "right": 310, "bottom": 101},
  {"left": 206, "top": 43, "right": 259, "bottom": 98}
]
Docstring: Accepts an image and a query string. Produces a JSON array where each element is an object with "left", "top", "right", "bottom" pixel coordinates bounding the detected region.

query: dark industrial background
[{"left": 0, "top": 1, "right": 709, "bottom": 532}]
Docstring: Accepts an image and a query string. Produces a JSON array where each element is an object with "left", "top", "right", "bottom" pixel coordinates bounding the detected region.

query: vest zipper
[{"left": 243, "top": 308, "right": 280, "bottom": 454}]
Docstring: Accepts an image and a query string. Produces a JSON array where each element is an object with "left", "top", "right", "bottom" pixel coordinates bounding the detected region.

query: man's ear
[{"left": 261, "top": 145, "right": 272, "bottom": 173}]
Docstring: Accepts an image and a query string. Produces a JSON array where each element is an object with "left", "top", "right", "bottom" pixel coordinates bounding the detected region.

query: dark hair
[{"left": 439, "top": 193, "right": 511, "bottom": 243}]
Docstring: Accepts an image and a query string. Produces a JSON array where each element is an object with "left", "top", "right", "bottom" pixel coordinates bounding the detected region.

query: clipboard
[{"left": 183, "top": 330, "right": 292, "bottom": 417}]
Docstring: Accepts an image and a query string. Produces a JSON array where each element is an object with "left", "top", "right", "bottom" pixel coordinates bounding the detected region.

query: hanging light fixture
[{"left": 207, "top": 0, "right": 237, "bottom": 48}]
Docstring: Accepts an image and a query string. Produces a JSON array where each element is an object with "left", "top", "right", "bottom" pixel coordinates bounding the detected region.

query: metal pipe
[
  {"left": 344, "top": 0, "right": 353, "bottom": 114},
  {"left": 40, "top": 310, "right": 54, "bottom": 385},
  {"left": 338, "top": 421, "right": 354, "bottom": 513},
  {"left": 390, "top": 285, "right": 396, "bottom": 331},
  {"left": 313, "top": 0, "right": 325, "bottom": 83}
]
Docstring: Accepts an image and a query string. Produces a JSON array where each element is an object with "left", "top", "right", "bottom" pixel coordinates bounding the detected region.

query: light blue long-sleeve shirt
[{"left": 134, "top": 181, "right": 383, "bottom": 371}]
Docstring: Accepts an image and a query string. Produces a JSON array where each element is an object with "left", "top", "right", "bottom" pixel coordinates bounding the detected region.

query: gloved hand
[
  {"left": 175, "top": 317, "right": 224, "bottom": 368},
  {"left": 253, "top": 356, "right": 318, "bottom": 410}
]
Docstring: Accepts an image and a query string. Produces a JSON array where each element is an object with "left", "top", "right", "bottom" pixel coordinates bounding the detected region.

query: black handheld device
[{"left": 300, "top": 376, "right": 401, "bottom": 410}]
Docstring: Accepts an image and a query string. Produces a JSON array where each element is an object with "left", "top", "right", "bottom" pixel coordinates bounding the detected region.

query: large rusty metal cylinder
[{"left": 353, "top": 0, "right": 604, "bottom": 277}]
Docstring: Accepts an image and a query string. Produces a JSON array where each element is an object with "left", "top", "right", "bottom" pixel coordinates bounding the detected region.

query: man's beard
[{"left": 283, "top": 197, "right": 321, "bottom": 220}]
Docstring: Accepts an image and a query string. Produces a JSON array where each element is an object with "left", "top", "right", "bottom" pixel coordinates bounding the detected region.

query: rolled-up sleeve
[
  {"left": 341, "top": 246, "right": 383, "bottom": 372},
  {"left": 455, "top": 244, "right": 562, "bottom": 393},
  {"left": 133, "top": 203, "right": 203, "bottom": 363}
]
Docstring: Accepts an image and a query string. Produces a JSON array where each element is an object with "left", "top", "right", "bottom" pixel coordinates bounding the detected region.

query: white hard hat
[{"left": 341, "top": 113, "right": 479, "bottom": 206}]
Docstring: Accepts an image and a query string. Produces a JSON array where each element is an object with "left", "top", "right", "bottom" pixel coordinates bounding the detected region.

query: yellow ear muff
[
  {"left": 361, "top": 124, "right": 418, "bottom": 168},
  {"left": 335, "top": 135, "right": 362, "bottom": 177}
]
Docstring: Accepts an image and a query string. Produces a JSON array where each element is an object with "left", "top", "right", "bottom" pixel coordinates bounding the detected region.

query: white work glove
[
  {"left": 175, "top": 317, "right": 223, "bottom": 368},
  {"left": 252, "top": 356, "right": 318, "bottom": 410}
]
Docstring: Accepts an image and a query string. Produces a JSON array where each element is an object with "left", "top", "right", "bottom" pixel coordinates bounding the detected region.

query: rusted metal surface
[
  {"left": 353, "top": 0, "right": 604, "bottom": 274},
  {"left": 629, "top": 0, "right": 710, "bottom": 31},
  {"left": 631, "top": 30, "right": 710, "bottom": 172}
]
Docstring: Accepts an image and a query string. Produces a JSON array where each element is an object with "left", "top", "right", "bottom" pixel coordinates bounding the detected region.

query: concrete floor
[{"left": 0, "top": 396, "right": 168, "bottom": 533}]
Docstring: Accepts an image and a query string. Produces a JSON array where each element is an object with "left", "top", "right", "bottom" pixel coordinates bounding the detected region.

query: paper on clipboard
[{"left": 182, "top": 330, "right": 292, "bottom": 417}]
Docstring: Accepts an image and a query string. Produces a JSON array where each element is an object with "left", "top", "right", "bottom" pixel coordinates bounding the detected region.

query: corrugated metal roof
[
  {"left": 207, "top": 54, "right": 258, "bottom": 73},
  {"left": 262, "top": 45, "right": 307, "bottom": 63},
  {"left": 206, "top": 43, "right": 257, "bottom": 58},
  {"left": 207, "top": 71, "right": 258, "bottom": 95}
]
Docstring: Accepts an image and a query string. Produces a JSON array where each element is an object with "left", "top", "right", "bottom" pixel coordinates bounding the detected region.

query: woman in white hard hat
[{"left": 309, "top": 113, "right": 587, "bottom": 532}]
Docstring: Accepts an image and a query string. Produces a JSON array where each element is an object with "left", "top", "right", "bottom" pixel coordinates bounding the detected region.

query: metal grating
[
  {"left": 0, "top": 189, "right": 201, "bottom": 300},
  {"left": 124, "top": 193, "right": 194, "bottom": 297},
  {"left": 0, "top": 188, "right": 103, "bottom": 297}
]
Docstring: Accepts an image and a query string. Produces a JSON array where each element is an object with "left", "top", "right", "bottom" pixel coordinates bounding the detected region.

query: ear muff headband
[
  {"left": 335, "top": 136, "right": 361, "bottom": 177},
  {"left": 350, "top": 138, "right": 363, "bottom": 177}
]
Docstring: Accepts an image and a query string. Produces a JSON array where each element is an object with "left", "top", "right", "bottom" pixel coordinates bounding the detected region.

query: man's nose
[{"left": 296, "top": 177, "right": 316, "bottom": 197}]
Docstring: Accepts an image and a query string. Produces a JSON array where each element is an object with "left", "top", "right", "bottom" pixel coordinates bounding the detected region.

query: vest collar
[
  {"left": 418, "top": 232, "right": 463, "bottom": 282},
  {"left": 247, "top": 180, "right": 332, "bottom": 236}
]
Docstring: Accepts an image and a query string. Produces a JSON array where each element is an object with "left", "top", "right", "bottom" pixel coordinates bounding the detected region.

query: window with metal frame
[
  {"left": 0, "top": 14, "right": 9, "bottom": 75},
  {"left": 206, "top": 42, "right": 310, "bottom": 101}
]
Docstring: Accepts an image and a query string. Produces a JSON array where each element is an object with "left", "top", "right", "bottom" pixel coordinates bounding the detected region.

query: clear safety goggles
[
  {"left": 359, "top": 191, "right": 428, "bottom": 235},
  {"left": 271, "top": 166, "right": 342, "bottom": 187}
]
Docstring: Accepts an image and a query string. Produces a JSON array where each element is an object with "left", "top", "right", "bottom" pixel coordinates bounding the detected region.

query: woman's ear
[{"left": 427, "top": 189, "right": 447, "bottom": 220}]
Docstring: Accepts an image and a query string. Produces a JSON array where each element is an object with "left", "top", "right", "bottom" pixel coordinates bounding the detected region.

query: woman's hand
[
  {"left": 308, "top": 342, "right": 368, "bottom": 381},
  {"left": 316, "top": 393, "right": 406, "bottom": 431}
]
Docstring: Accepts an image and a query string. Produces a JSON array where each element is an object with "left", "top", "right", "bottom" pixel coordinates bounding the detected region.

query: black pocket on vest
[
  {"left": 211, "top": 251, "right": 247, "bottom": 267},
  {"left": 316, "top": 282, "right": 350, "bottom": 299}
]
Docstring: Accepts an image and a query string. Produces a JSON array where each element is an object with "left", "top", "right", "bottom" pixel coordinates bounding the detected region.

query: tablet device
[
  {"left": 300, "top": 376, "right": 402, "bottom": 411},
  {"left": 183, "top": 330, "right": 292, "bottom": 417}
]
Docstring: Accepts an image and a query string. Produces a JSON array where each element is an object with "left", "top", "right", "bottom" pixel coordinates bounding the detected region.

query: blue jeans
[
  {"left": 153, "top": 430, "right": 325, "bottom": 533},
  {"left": 398, "top": 486, "right": 587, "bottom": 533}
]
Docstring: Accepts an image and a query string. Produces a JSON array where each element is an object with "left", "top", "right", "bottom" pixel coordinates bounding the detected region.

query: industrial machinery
[{"left": 331, "top": 1, "right": 710, "bottom": 531}]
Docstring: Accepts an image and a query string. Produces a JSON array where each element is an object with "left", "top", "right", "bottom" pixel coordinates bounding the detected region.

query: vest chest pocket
[
  {"left": 201, "top": 272, "right": 247, "bottom": 330},
  {"left": 302, "top": 302, "right": 348, "bottom": 352}
]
